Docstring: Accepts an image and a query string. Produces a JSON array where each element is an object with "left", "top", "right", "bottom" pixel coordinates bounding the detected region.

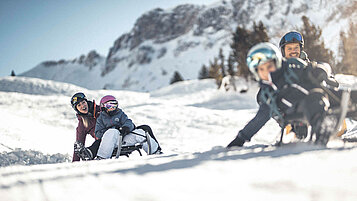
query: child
[{"left": 95, "top": 95, "right": 161, "bottom": 159}]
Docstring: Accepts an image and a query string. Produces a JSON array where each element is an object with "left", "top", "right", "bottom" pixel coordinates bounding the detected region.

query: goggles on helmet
[
  {"left": 283, "top": 32, "right": 303, "bottom": 44},
  {"left": 102, "top": 100, "right": 118, "bottom": 112},
  {"left": 247, "top": 48, "right": 276, "bottom": 72}
]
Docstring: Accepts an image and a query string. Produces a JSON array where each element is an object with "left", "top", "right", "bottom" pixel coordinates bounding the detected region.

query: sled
[
  {"left": 112, "top": 125, "right": 160, "bottom": 158},
  {"left": 277, "top": 90, "right": 351, "bottom": 146},
  {"left": 341, "top": 124, "right": 357, "bottom": 142}
]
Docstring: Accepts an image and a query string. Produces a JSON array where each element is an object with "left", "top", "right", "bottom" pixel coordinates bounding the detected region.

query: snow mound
[
  {"left": 0, "top": 76, "right": 88, "bottom": 96},
  {"left": 151, "top": 79, "right": 217, "bottom": 98},
  {"left": 151, "top": 78, "right": 259, "bottom": 110},
  {"left": 0, "top": 148, "right": 70, "bottom": 167}
]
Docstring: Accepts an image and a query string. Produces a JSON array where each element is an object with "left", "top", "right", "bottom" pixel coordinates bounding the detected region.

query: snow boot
[
  {"left": 227, "top": 135, "right": 245, "bottom": 148},
  {"left": 292, "top": 122, "right": 308, "bottom": 140}
]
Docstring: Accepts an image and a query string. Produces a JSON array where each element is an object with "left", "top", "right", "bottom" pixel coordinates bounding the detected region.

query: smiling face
[
  {"left": 76, "top": 100, "right": 88, "bottom": 114},
  {"left": 284, "top": 43, "right": 301, "bottom": 58},
  {"left": 257, "top": 60, "right": 277, "bottom": 81}
]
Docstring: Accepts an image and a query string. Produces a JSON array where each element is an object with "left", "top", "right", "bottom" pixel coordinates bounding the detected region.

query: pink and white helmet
[{"left": 100, "top": 95, "right": 118, "bottom": 112}]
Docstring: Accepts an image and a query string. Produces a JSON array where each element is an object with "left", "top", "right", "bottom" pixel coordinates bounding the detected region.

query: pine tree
[
  {"left": 299, "top": 16, "right": 335, "bottom": 67},
  {"left": 198, "top": 64, "right": 209, "bottom": 79},
  {"left": 11, "top": 70, "right": 16, "bottom": 76},
  {"left": 231, "top": 26, "right": 251, "bottom": 79},
  {"left": 227, "top": 53, "right": 235, "bottom": 77},
  {"left": 226, "top": 53, "right": 237, "bottom": 91},
  {"left": 336, "top": 22, "right": 357, "bottom": 75},
  {"left": 208, "top": 57, "right": 222, "bottom": 87},
  {"left": 252, "top": 21, "right": 269, "bottom": 43},
  {"left": 218, "top": 48, "right": 226, "bottom": 77},
  {"left": 170, "top": 71, "right": 184, "bottom": 84},
  {"left": 230, "top": 21, "right": 269, "bottom": 80}
]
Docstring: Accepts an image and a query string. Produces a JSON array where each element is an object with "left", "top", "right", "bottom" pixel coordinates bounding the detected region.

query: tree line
[{"left": 195, "top": 16, "right": 357, "bottom": 89}]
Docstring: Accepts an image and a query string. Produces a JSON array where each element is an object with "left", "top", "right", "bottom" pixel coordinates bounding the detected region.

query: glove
[
  {"left": 120, "top": 126, "right": 131, "bottom": 136},
  {"left": 74, "top": 141, "right": 93, "bottom": 160},
  {"left": 74, "top": 141, "right": 84, "bottom": 154},
  {"left": 227, "top": 133, "right": 245, "bottom": 148},
  {"left": 310, "top": 65, "right": 328, "bottom": 83}
]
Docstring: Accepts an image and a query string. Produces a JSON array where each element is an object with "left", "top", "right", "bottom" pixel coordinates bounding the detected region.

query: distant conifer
[
  {"left": 336, "top": 22, "right": 357, "bottom": 75},
  {"left": 170, "top": 71, "right": 184, "bottom": 84}
]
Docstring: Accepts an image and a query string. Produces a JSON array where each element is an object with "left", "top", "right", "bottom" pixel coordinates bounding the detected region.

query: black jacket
[{"left": 238, "top": 58, "right": 325, "bottom": 141}]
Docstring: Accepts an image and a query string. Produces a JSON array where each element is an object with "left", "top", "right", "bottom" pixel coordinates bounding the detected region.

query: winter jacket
[
  {"left": 73, "top": 101, "right": 101, "bottom": 162},
  {"left": 95, "top": 109, "right": 135, "bottom": 139},
  {"left": 237, "top": 58, "right": 329, "bottom": 141}
]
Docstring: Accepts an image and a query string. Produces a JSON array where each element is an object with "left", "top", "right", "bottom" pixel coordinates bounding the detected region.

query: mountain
[{"left": 21, "top": 0, "right": 357, "bottom": 91}]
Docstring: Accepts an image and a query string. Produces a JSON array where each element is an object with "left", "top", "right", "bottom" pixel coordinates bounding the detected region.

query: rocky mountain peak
[{"left": 40, "top": 50, "right": 103, "bottom": 69}]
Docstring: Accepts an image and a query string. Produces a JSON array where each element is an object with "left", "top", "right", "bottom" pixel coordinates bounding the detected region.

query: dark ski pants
[{"left": 87, "top": 139, "right": 101, "bottom": 158}]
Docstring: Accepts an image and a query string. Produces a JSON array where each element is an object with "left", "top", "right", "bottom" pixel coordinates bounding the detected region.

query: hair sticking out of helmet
[
  {"left": 246, "top": 42, "right": 282, "bottom": 81},
  {"left": 279, "top": 31, "right": 304, "bottom": 57}
]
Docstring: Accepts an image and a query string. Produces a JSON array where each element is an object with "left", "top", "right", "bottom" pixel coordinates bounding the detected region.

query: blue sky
[{"left": 0, "top": 0, "right": 217, "bottom": 77}]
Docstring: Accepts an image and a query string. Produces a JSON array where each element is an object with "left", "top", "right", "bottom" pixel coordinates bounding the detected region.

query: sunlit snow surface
[{"left": 1, "top": 76, "right": 357, "bottom": 201}]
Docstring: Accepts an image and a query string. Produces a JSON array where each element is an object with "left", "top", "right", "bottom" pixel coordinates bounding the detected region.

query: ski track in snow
[{"left": 1, "top": 76, "right": 357, "bottom": 201}]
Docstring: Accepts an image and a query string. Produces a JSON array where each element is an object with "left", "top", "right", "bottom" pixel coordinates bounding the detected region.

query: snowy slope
[
  {"left": 1, "top": 76, "right": 357, "bottom": 201},
  {"left": 20, "top": 0, "right": 357, "bottom": 91}
]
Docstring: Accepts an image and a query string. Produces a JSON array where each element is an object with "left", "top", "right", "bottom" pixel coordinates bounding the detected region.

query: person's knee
[
  {"left": 103, "top": 129, "right": 120, "bottom": 140},
  {"left": 302, "top": 89, "right": 329, "bottom": 125}
]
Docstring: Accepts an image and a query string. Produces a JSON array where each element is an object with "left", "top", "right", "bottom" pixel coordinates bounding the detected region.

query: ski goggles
[
  {"left": 247, "top": 48, "right": 276, "bottom": 71},
  {"left": 283, "top": 32, "right": 303, "bottom": 43},
  {"left": 102, "top": 101, "right": 118, "bottom": 111}
]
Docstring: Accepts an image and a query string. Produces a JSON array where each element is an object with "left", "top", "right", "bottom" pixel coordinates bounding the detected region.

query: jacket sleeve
[
  {"left": 95, "top": 114, "right": 107, "bottom": 139},
  {"left": 238, "top": 103, "right": 271, "bottom": 141},
  {"left": 73, "top": 118, "right": 86, "bottom": 162},
  {"left": 120, "top": 111, "right": 135, "bottom": 131}
]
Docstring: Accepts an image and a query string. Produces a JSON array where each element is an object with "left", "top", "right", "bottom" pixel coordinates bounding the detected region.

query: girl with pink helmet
[{"left": 95, "top": 95, "right": 161, "bottom": 159}]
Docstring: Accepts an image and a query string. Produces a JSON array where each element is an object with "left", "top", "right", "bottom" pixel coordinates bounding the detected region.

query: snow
[{"left": 1, "top": 76, "right": 357, "bottom": 201}]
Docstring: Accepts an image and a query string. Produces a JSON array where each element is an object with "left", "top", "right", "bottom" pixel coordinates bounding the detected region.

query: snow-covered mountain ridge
[{"left": 21, "top": 0, "right": 357, "bottom": 91}]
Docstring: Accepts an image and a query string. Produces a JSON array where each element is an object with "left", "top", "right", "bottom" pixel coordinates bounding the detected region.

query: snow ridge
[{"left": 21, "top": 0, "right": 357, "bottom": 92}]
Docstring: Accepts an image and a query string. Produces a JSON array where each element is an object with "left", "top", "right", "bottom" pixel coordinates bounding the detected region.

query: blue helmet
[
  {"left": 246, "top": 42, "right": 282, "bottom": 81},
  {"left": 279, "top": 31, "right": 304, "bottom": 56}
]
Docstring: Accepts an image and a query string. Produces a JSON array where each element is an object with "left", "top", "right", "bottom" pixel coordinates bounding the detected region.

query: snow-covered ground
[{"left": 1, "top": 76, "right": 357, "bottom": 201}]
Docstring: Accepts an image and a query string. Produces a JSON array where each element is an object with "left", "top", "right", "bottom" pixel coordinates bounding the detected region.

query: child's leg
[
  {"left": 97, "top": 129, "right": 119, "bottom": 159},
  {"left": 123, "top": 131, "right": 159, "bottom": 154}
]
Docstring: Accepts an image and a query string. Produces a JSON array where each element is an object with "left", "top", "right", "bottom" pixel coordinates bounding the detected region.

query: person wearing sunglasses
[
  {"left": 227, "top": 42, "right": 357, "bottom": 147},
  {"left": 95, "top": 95, "right": 161, "bottom": 159},
  {"left": 70, "top": 92, "right": 101, "bottom": 162}
]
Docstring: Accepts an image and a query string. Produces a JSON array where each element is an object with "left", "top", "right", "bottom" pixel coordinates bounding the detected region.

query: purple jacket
[{"left": 73, "top": 101, "right": 100, "bottom": 162}]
